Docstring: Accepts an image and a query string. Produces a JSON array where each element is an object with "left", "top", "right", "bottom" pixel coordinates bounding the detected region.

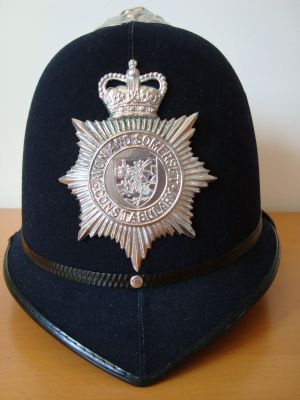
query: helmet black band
[{"left": 19, "top": 215, "right": 262, "bottom": 289}]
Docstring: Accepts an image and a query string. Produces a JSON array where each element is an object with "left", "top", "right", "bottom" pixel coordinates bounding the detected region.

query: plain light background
[{"left": 0, "top": 0, "right": 299, "bottom": 210}]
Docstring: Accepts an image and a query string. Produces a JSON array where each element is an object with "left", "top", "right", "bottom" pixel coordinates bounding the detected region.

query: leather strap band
[{"left": 20, "top": 216, "right": 262, "bottom": 289}]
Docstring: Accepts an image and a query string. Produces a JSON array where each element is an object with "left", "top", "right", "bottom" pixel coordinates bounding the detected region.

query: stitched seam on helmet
[{"left": 138, "top": 288, "right": 145, "bottom": 376}]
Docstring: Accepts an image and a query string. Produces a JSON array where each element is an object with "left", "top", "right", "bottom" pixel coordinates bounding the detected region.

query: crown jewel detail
[{"left": 98, "top": 60, "right": 167, "bottom": 118}]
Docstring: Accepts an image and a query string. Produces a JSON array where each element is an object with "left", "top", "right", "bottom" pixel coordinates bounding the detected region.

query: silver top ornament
[
  {"left": 100, "top": 7, "right": 169, "bottom": 28},
  {"left": 60, "top": 60, "right": 217, "bottom": 272}
]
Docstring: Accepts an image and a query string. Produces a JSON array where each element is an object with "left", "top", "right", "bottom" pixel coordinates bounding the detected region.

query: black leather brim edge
[{"left": 3, "top": 220, "right": 280, "bottom": 387}]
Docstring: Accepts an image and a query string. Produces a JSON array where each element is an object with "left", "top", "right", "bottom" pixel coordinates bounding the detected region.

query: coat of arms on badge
[
  {"left": 114, "top": 156, "right": 158, "bottom": 208},
  {"left": 59, "top": 59, "right": 217, "bottom": 271}
]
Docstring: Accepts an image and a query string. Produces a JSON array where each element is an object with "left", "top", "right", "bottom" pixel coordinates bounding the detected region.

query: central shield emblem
[{"left": 114, "top": 157, "right": 158, "bottom": 208}]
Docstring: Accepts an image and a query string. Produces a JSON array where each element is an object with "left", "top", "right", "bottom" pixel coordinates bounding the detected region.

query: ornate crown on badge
[
  {"left": 60, "top": 60, "right": 217, "bottom": 272},
  {"left": 98, "top": 59, "right": 167, "bottom": 118}
]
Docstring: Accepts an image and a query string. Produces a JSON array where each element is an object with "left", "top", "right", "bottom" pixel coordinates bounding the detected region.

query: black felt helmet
[{"left": 4, "top": 7, "right": 280, "bottom": 386}]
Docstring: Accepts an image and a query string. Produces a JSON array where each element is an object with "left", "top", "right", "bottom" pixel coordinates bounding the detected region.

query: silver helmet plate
[{"left": 60, "top": 60, "right": 216, "bottom": 271}]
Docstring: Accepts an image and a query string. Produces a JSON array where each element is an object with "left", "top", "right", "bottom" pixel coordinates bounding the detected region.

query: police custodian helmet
[{"left": 4, "top": 7, "right": 280, "bottom": 386}]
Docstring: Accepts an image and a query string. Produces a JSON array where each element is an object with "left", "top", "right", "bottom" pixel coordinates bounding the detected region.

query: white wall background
[{"left": 0, "top": 0, "right": 299, "bottom": 210}]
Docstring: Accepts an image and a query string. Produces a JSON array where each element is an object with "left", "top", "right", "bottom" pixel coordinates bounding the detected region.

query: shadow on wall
[{"left": 256, "top": 125, "right": 300, "bottom": 212}]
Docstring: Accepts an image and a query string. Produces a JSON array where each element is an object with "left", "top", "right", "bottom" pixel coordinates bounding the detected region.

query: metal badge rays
[{"left": 59, "top": 60, "right": 216, "bottom": 272}]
